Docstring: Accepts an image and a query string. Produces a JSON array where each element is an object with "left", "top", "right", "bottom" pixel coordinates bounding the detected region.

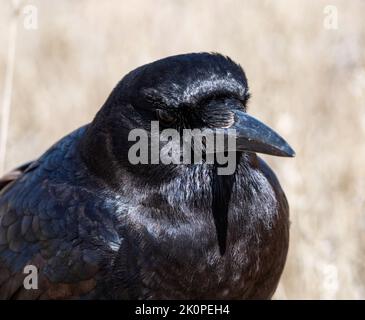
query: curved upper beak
[{"left": 222, "top": 110, "right": 295, "bottom": 157}]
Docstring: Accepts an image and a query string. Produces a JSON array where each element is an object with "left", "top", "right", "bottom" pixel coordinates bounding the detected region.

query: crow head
[
  {"left": 81, "top": 52, "right": 294, "bottom": 254},
  {"left": 83, "top": 53, "right": 293, "bottom": 177}
]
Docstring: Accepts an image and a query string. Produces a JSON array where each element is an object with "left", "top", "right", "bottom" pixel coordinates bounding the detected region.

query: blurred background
[{"left": 0, "top": 0, "right": 364, "bottom": 299}]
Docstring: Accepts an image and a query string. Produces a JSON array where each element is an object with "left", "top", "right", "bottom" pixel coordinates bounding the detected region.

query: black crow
[{"left": 0, "top": 53, "right": 294, "bottom": 299}]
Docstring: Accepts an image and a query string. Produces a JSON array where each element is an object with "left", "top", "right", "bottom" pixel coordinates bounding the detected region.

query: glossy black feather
[{"left": 211, "top": 152, "right": 242, "bottom": 255}]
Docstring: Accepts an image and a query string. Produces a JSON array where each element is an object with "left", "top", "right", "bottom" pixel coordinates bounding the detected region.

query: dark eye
[{"left": 156, "top": 109, "right": 176, "bottom": 125}]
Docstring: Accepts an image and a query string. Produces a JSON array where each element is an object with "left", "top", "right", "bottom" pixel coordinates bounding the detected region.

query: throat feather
[{"left": 211, "top": 153, "right": 241, "bottom": 255}]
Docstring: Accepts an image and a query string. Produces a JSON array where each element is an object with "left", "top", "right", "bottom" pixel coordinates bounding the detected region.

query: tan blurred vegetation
[{"left": 1, "top": 0, "right": 365, "bottom": 299}]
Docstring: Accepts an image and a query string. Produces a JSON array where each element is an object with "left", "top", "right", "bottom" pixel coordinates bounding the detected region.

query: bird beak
[{"left": 222, "top": 110, "right": 295, "bottom": 157}]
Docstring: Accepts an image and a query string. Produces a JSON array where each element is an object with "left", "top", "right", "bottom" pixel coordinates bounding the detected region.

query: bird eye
[{"left": 156, "top": 109, "right": 176, "bottom": 126}]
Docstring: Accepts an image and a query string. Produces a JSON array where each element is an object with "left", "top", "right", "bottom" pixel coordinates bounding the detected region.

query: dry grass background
[{"left": 0, "top": 0, "right": 364, "bottom": 299}]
